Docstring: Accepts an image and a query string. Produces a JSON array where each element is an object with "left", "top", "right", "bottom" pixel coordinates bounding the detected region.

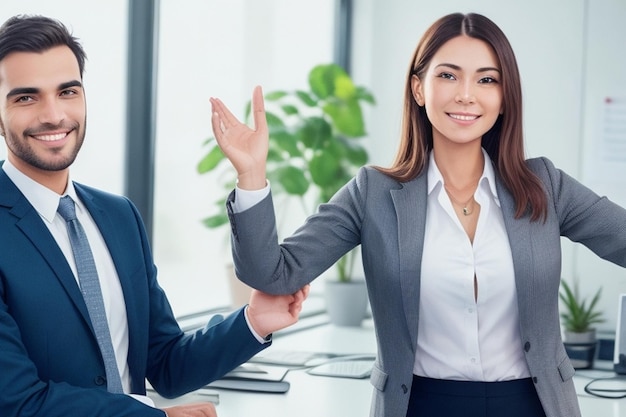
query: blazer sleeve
[
  {"left": 533, "top": 157, "right": 626, "bottom": 266},
  {"left": 226, "top": 166, "right": 369, "bottom": 295}
]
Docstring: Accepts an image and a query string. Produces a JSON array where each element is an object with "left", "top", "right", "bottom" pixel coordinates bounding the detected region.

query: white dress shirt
[{"left": 414, "top": 150, "right": 530, "bottom": 381}]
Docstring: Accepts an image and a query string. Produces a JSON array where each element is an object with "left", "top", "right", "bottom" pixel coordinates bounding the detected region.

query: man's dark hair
[{"left": 0, "top": 14, "right": 87, "bottom": 77}]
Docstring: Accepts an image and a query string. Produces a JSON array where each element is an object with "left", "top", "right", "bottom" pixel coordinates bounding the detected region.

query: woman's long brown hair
[{"left": 376, "top": 13, "right": 547, "bottom": 221}]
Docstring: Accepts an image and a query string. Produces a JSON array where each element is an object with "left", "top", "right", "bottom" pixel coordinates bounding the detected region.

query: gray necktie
[{"left": 57, "top": 195, "right": 124, "bottom": 394}]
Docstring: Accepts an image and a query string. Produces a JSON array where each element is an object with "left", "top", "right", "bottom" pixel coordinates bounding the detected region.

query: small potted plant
[
  {"left": 197, "top": 63, "right": 375, "bottom": 324},
  {"left": 559, "top": 279, "right": 605, "bottom": 369}
]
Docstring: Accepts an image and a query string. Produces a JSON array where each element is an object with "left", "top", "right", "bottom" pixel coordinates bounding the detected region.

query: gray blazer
[{"left": 227, "top": 156, "right": 626, "bottom": 417}]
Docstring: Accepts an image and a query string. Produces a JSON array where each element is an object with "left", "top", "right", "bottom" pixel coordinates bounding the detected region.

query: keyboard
[
  {"left": 249, "top": 350, "right": 334, "bottom": 367},
  {"left": 306, "top": 359, "right": 373, "bottom": 379}
]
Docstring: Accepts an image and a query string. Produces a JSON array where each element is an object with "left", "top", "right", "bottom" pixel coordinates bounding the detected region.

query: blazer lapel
[
  {"left": 495, "top": 176, "right": 534, "bottom": 328},
  {"left": 0, "top": 170, "right": 93, "bottom": 328},
  {"left": 390, "top": 171, "right": 428, "bottom": 352},
  {"left": 75, "top": 185, "right": 142, "bottom": 362},
  {"left": 74, "top": 186, "right": 138, "bottom": 308}
]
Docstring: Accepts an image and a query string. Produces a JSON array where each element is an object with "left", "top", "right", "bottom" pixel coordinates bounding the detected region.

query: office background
[{"left": 1, "top": 0, "right": 625, "bottom": 337}]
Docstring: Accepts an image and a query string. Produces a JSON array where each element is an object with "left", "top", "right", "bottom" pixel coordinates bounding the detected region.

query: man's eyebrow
[
  {"left": 6, "top": 87, "right": 39, "bottom": 99},
  {"left": 435, "top": 63, "right": 501, "bottom": 73},
  {"left": 6, "top": 80, "right": 83, "bottom": 99},
  {"left": 60, "top": 80, "right": 83, "bottom": 90}
]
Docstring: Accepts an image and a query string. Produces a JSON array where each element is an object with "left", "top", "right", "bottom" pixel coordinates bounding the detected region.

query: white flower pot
[{"left": 324, "top": 279, "right": 368, "bottom": 327}]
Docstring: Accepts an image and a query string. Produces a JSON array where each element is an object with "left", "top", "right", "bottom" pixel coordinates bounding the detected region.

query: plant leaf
[
  {"left": 275, "top": 165, "right": 309, "bottom": 196},
  {"left": 197, "top": 144, "right": 225, "bottom": 173},
  {"left": 559, "top": 279, "right": 605, "bottom": 333},
  {"left": 298, "top": 116, "right": 332, "bottom": 149},
  {"left": 270, "top": 130, "right": 302, "bottom": 158},
  {"left": 295, "top": 90, "right": 317, "bottom": 107},
  {"left": 335, "top": 136, "right": 369, "bottom": 166},
  {"left": 355, "top": 86, "right": 376, "bottom": 104},
  {"left": 309, "top": 64, "right": 338, "bottom": 99},
  {"left": 281, "top": 104, "right": 299, "bottom": 116},
  {"left": 265, "top": 111, "right": 286, "bottom": 129},
  {"left": 201, "top": 214, "right": 229, "bottom": 228},
  {"left": 309, "top": 151, "right": 340, "bottom": 186},
  {"left": 324, "top": 99, "right": 365, "bottom": 137},
  {"left": 265, "top": 91, "right": 288, "bottom": 101}
]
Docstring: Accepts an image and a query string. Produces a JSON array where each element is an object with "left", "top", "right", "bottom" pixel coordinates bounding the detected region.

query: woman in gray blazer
[{"left": 209, "top": 12, "right": 626, "bottom": 417}]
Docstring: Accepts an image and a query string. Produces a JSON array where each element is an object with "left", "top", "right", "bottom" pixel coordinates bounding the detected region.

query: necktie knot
[{"left": 58, "top": 195, "right": 77, "bottom": 222}]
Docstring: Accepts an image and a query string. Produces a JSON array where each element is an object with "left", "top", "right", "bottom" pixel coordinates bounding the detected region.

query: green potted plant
[
  {"left": 197, "top": 63, "right": 375, "bottom": 324},
  {"left": 559, "top": 279, "right": 605, "bottom": 369}
]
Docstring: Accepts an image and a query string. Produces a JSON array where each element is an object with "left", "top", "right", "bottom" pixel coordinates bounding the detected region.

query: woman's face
[{"left": 412, "top": 35, "right": 503, "bottom": 148}]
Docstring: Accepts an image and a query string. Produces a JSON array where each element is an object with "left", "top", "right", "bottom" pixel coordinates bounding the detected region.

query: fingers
[
  {"left": 294, "top": 284, "right": 311, "bottom": 302},
  {"left": 251, "top": 85, "right": 268, "bottom": 133},
  {"left": 211, "top": 86, "right": 267, "bottom": 135},
  {"left": 210, "top": 95, "right": 240, "bottom": 129},
  {"left": 162, "top": 402, "right": 217, "bottom": 417},
  {"left": 209, "top": 96, "right": 237, "bottom": 146},
  {"left": 288, "top": 284, "right": 310, "bottom": 316},
  {"left": 210, "top": 106, "right": 224, "bottom": 141}
]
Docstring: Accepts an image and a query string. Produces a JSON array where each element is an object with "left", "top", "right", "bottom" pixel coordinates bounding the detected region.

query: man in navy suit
[{"left": 0, "top": 14, "right": 309, "bottom": 417}]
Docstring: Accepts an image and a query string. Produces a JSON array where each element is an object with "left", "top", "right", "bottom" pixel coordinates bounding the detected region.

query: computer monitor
[{"left": 615, "top": 294, "right": 626, "bottom": 374}]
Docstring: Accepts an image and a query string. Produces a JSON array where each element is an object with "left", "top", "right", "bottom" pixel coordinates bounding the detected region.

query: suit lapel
[
  {"left": 0, "top": 170, "right": 93, "bottom": 328},
  {"left": 495, "top": 176, "right": 534, "bottom": 329},
  {"left": 74, "top": 186, "right": 137, "bottom": 309},
  {"left": 390, "top": 172, "right": 428, "bottom": 352},
  {"left": 75, "top": 185, "right": 142, "bottom": 366}
]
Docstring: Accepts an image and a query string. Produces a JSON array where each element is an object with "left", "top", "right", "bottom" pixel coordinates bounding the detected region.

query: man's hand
[
  {"left": 246, "top": 285, "right": 310, "bottom": 338},
  {"left": 162, "top": 402, "right": 216, "bottom": 417}
]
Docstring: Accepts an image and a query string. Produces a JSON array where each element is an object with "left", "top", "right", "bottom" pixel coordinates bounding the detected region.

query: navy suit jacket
[{"left": 0, "top": 165, "right": 266, "bottom": 416}]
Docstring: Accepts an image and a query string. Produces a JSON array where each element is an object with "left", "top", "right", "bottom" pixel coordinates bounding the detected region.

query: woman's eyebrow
[{"left": 434, "top": 63, "right": 501, "bottom": 74}]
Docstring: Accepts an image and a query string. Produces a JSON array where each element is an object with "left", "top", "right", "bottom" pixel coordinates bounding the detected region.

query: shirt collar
[
  {"left": 2, "top": 159, "right": 81, "bottom": 223},
  {"left": 427, "top": 148, "right": 500, "bottom": 205}
]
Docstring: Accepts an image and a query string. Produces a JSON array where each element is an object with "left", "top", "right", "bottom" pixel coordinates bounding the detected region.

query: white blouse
[{"left": 413, "top": 150, "right": 531, "bottom": 381}]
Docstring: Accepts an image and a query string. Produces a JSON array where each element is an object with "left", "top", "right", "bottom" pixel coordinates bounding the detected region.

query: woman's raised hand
[{"left": 210, "top": 85, "right": 268, "bottom": 190}]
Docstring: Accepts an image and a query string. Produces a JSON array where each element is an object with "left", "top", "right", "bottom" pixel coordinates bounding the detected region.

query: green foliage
[
  {"left": 197, "top": 63, "right": 376, "bottom": 282},
  {"left": 559, "top": 279, "right": 605, "bottom": 333}
]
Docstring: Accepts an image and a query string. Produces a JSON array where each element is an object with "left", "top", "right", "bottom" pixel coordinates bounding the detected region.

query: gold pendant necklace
[{"left": 444, "top": 184, "right": 474, "bottom": 216}]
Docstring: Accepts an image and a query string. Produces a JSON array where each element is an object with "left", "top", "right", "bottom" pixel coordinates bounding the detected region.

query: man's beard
[{"left": 5, "top": 121, "right": 85, "bottom": 171}]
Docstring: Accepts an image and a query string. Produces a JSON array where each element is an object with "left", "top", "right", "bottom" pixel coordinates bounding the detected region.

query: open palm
[{"left": 209, "top": 86, "right": 269, "bottom": 190}]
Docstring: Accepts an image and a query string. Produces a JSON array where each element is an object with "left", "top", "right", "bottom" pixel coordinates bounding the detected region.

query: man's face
[{"left": 0, "top": 45, "right": 86, "bottom": 177}]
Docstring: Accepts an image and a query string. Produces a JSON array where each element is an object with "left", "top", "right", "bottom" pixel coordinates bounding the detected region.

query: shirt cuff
[
  {"left": 232, "top": 181, "right": 270, "bottom": 213},
  {"left": 244, "top": 305, "right": 272, "bottom": 344},
  {"left": 129, "top": 393, "right": 156, "bottom": 407}
]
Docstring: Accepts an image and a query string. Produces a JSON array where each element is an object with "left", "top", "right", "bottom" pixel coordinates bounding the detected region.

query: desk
[{"left": 151, "top": 315, "right": 626, "bottom": 416}]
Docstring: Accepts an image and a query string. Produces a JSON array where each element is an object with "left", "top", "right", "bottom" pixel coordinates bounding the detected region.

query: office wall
[
  {"left": 351, "top": 0, "right": 626, "bottom": 332},
  {"left": 577, "top": 0, "right": 626, "bottom": 332}
]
